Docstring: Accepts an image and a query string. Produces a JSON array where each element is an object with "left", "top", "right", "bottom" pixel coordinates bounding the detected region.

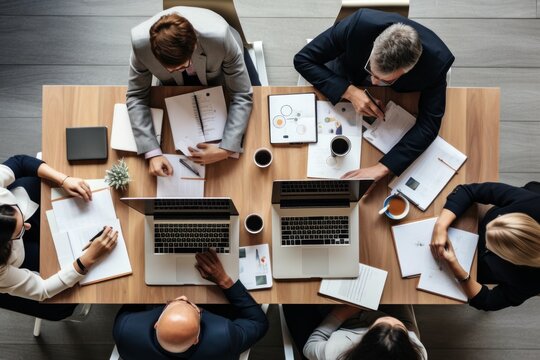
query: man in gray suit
[{"left": 127, "top": 7, "right": 253, "bottom": 176}]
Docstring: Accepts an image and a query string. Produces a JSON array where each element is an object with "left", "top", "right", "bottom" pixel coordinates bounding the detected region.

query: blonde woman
[{"left": 431, "top": 182, "right": 540, "bottom": 311}]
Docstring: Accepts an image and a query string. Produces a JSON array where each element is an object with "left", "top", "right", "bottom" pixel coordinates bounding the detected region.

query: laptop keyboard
[
  {"left": 281, "top": 216, "right": 350, "bottom": 246},
  {"left": 280, "top": 180, "right": 349, "bottom": 194},
  {"left": 154, "top": 199, "right": 230, "bottom": 211},
  {"left": 154, "top": 223, "right": 230, "bottom": 254}
]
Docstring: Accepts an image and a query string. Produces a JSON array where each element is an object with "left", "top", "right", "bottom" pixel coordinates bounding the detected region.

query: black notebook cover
[{"left": 66, "top": 127, "right": 108, "bottom": 161}]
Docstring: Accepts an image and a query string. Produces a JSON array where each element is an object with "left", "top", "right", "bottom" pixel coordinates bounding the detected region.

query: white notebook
[
  {"left": 389, "top": 136, "right": 467, "bottom": 211},
  {"left": 319, "top": 263, "right": 387, "bottom": 310},
  {"left": 362, "top": 101, "right": 416, "bottom": 154},
  {"left": 268, "top": 93, "right": 317, "bottom": 144},
  {"left": 157, "top": 154, "right": 205, "bottom": 197},
  {"left": 307, "top": 101, "right": 362, "bottom": 179},
  {"left": 110, "top": 103, "right": 164, "bottom": 152},
  {"left": 165, "top": 86, "right": 227, "bottom": 155},
  {"left": 391, "top": 217, "right": 478, "bottom": 302}
]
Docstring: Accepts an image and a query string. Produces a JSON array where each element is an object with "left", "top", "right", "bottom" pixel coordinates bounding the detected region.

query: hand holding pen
[
  {"left": 77, "top": 226, "right": 118, "bottom": 274},
  {"left": 364, "top": 89, "right": 386, "bottom": 120}
]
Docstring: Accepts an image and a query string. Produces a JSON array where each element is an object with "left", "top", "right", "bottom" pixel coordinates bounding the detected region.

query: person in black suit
[
  {"left": 431, "top": 182, "right": 540, "bottom": 311},
  {"left": 294, "top": 9, "right": 454, "bottom": 182},
  {"left": 112, "top": 249, "right": 269, "bottom": 360}
]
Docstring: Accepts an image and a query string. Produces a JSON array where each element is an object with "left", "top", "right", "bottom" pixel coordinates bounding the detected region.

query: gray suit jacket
[{"left": 127, "top": 6, "right": 253, "bottom": 154}]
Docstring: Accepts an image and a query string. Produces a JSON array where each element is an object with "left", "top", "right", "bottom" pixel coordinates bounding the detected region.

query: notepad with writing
[
  {"left": 157, "top": 154, "right": 205, "bottom": 197},
  {"left": 319, "top": 264, "right": 387, "bottom": 310},
  {"left": 389, "top": 136, "right": 467, "bottom": 211},
  {"left": 165, "top": 86, "right": 227, "bottom": 155},
  {"left": 362, "top": 101, "right": 416, "bottom": 154},
  {"left": 391, "top": 217, "right": 478, "bottom": 302},
  {"left": 111, "top": 103, "right": 164, "bottom": 152}
]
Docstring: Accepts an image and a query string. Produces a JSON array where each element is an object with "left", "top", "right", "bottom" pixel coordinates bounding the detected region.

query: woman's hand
[
  {"left": 430, "top": 223, "right": 449, "bottom": 259},
  {"left": 80, "top": 226, "right": 118, "bottom": 268},
  {"left": 440, "top": 238, "right": 458, "bottom": 264},
  {"left": 62, "top": 176, "right": 92, "bottom": 202}
]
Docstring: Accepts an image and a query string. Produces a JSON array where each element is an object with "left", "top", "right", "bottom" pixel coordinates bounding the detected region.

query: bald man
[{"left": 112, "top": 250, "right": 269, "bottom": 360}]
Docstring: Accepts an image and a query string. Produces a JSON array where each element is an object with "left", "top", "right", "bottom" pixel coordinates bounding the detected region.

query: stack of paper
[
  {"left": 47, "top": 187, "right": 132, "bottom": 285},
  {"left": 110, "top": 103, "right": 164, "bottom": 152},
  {"left": 391, "top": 217, "right": 478, "bottom": 301},
  {"left": 319, "top": 263, "right": 388, "bottom": 310},
  {"left": 389, "top": 136, "right": 467, "bottom": 211},
  {"left": 239, "top": 244, "right": 273, "bottom": 290},
  {"left": 157, "top": 154, "right": 205, "bottom": 197},
  {"left": 307, "top": 101, "right": 362, "bottom": 179}
]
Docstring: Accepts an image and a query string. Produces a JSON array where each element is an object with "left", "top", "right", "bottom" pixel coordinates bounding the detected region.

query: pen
[
  {"left": 82, "top": 228, "right": 105, "bottom": 251},
  {"left": 193, "top": 94, "right": 205, "bottom": 135},
  {"left": 179, "top": 158, "right": 201, "bottom": 177},
  {"left": 438, "top": 157, "right": 458, "bottom": 173},
  {"left": 364, "top": 89, "right": 385, "bottom": 120}
]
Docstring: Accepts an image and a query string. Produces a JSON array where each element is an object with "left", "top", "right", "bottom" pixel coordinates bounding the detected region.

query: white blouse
[{"left": 0, "top": 164, "right": 84, "bottom": 301}]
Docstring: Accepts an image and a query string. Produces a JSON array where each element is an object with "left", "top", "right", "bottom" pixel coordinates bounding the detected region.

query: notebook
[
  {"left": 239, "top": 244, "right": 273, "bottom": 290},
  {"left": 319, "top": 263, "right": 388, "bottom": 310},
  {"left": 362, "top": 101, "right": 416, "bottom": 154},
  {"left": 307, "top": 101, "right": 362, "bottom": 179},
  {"left": 110, "top": 103, "right": 164, "bottom": 152},
  {"left": 156, "top": 154, "right": 205, "bottom": 197},
  {"left": 165, "top": 86, "right": 228, "bottom": 155},
  {"left": 391, "top": 217, "right": 478, "bottom": 302},
  {"left": 389, "top": 136, "right": 467, "bottom": 211},
  {"left": 268, "top": 93, "right": 317, "bottom": 144},
  {"left": 66, "top": 127, "right": 108, "bottom": 161}
]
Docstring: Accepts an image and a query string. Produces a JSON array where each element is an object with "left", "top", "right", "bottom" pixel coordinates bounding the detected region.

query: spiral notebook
[{"left": 165, "top": 86, "right": 227, "bottom": 155}]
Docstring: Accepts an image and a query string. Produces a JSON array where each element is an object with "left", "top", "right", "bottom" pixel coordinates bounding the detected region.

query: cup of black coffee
[
  {"left": 330, "top": 135, "right": 351, "bottom": 157},
  {"left": 245, "top": 213, "right": 264, "bottom": 234},
  {"left": 253, "top": 147, "right": 273, "bottom": 168}
]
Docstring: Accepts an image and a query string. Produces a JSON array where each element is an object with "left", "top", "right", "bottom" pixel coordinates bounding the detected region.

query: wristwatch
[{"left": 457, "top": 273, "right": 470, "bottom": 283}]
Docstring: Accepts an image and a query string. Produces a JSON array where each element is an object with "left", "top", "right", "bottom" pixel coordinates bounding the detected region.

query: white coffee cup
[
  {"left": 244, "top": 213, "right": 264, "bottom": 234},
  {"left": 253, "top": 147, "right": 273, "bottom": 168},
  {"left": 330, "top": 135, "right": 351, "bottom": 157},
  {"left": 381, "top": 193, "right": 410, "bottom": 220}
]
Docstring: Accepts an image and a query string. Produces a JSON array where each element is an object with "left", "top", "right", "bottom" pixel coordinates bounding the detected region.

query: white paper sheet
[
  {"left": 51, "top": 188, "right": 117, "bottom": 233},
  {"left": 157, "top": 154, "right": 205, "bottom": 197},
  {"left": 319, "top": 263, "right": 388, "bottom": 310},
  {"left": 238, "top": 244, "right": 273, "bottom": 290},
  {"left": 362, "top": 101, "right": 416, "bottom": 154},
  {"left": 389, "top": 136, "right": 467, "bottom": 211},
  {"left": 51, "top": 179, "right": 108, "bottom": 201},
  {"left": 269, "top": 93, "right": 317, "bottom": 144},
  {"left": 110, "top": 103, "right": 164, "bottom": 152}
]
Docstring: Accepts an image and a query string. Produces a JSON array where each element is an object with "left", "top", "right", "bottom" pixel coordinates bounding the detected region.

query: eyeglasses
[
  {"left": 166, "top": 58, "right": 192, "bottom": 73},
  {"left": 11, "top": 205, "right": 25, "bottom": 241},
  {"left": 364, "top": 57, "right": 398, "bottom": 86}
]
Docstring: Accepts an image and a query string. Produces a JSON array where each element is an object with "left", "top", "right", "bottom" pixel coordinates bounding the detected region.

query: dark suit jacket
[
  {"left": 113, "top": 281, "right": 268, "bottom": 359},
  {"left": 444, "top": 182, "right": 540, "bottom": 311},
  {"left": 294, "top": 9, "right": 455, "bottom": 175}
]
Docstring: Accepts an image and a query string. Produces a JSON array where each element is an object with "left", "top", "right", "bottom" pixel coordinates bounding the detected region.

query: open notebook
[
  {"left": 165, "top": 86, "right": 227, "bottom": 155},
  {"left": 392, "top": 217, "right": 478, "bottom": 302},
  {"left": 319, "top": 263, "right": 387, "bottom": 310},
  {"left": 389, "top": 136, "right": 467, "bottom": 211},
  {"left": 48, "top": 188, "right": 132, "bottom": 285}
]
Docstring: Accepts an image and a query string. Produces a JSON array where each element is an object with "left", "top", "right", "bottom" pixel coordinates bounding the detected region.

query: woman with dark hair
[
  {"left": 0, "top": 155, "right": 117, "bottom": 320},
  {"left": 302, "top": 305, "right": 427, "bottom": 360}
]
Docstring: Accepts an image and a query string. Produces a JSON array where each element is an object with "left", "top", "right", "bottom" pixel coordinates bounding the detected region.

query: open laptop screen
[
  {"left": 271, "top": 179, "right": 373, "bottom": 205},
  {"left": 120, "top": 197, "right": 239, "bottom": 216}
]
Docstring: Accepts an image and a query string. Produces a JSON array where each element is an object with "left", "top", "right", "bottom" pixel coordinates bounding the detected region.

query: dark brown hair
[
  {"left": 149, "top": 14, "right": 197, "bottom": 67},
  {"left": 339, "top": 323, "right": 424, "bottom": 360},
  {"left": 0, "top": 205, "right": 17, "bottom": 265}
]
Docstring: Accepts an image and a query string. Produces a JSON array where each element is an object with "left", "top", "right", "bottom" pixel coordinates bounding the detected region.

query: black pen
[
  {"left": 179, "top": 158, "right": 201, "bottom": 177},
  {"left": 364, "top": 89, "right": 385, "bottom": 120},
  {"left": 82, "top": 228, "right": 105, "bottom": 250},
  {"left": 193, "top": 94, "right": 205, "bottom": 135}
]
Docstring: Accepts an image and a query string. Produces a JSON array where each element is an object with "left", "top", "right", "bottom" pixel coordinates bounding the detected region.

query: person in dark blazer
[
  {"left": 431, "top": 182, "right": 540, "bottom": 311},
  {"left": 294, "top": 9, "right": 454, "bottom": 182},
  {"left": 113, "top": 249, "right": 269, "bottom": 360}
]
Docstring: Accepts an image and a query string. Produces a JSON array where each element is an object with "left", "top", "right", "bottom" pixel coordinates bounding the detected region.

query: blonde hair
[{"left": 486, "top": 213, "right": 540, "bottom": 267}]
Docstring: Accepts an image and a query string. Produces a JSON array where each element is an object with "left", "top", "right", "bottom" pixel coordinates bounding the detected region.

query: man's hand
[
  {"left": 341, "top": 163, "right": 390, "bottom": 182},
  {"left": 195, "top": 249, "right": 234, "bottom": 289},
  {"left": 148, "top": 155, "right": 173, "bottom": 177},
  {"left": 188, "top": 143, "right": 232, "bottom": 165},
  {"left": 342, "top": 85, "right": 384, "bottom": 119}
]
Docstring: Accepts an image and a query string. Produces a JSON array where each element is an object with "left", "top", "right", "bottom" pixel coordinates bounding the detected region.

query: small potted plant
[{"left": 105, "top": 158, "right": 131, "bottom": 191}]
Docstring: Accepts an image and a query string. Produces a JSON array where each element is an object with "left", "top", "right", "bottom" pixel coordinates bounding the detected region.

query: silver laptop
[
  {"left": 271, "top": 179, "right": 373, "bottom": 279},
  {"left": 121, "top": 197, "right": 239, "bottom": 285}
]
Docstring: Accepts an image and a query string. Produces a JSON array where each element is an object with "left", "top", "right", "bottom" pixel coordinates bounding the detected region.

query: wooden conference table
[{"left": 40, "top": 85, "right": 499, "bottom": 304}]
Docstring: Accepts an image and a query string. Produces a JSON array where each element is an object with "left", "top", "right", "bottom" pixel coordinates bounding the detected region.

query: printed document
[
  {"left": 157, "top": 154, "right": 205, "bottom": 197},
  {"left": 269, "top": 93, "right": 317, "bottom": 144},
  {"left": 239, "top": 244, "right": 273, "bottom": 290}
]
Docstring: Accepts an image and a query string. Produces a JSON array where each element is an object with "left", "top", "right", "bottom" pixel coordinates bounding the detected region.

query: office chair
[
  {"left": 163, "top": 0, "right": 269, "bottom": 85},
  {"left": 33, "top": 304, "right": 92, "bottom": 337}
]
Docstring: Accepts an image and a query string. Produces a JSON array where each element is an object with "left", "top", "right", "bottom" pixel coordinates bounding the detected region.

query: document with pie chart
[{"left": 268, "top": 93, "right": 317, "bottom": 144}]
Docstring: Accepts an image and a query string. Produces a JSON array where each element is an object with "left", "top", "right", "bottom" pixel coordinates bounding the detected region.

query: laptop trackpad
[
  {"left": 176, "top": 257, "right": 197, "bottom": 284},
  {"left": 302, "top": 248, "right": 329, "bottom": 276}
]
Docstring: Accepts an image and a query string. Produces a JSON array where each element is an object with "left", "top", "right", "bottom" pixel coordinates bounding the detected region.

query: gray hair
[{"left": 371, "top": 23, "right": 423, "bottom": 75}]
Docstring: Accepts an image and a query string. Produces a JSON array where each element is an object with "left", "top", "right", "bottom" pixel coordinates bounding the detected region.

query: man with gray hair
[{"left": 295, "top": 9, "right": 454, "bottom": 181}]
